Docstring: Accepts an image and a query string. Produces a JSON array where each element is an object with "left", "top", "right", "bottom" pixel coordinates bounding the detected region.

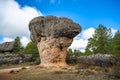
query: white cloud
[
  {"left": 0, "top": 0, "right": 43, "bottom": 46},
  {"left": 0, "top": 0, "right": 42, "bottom": 38},
  {"left": 20, "top": 36, "right": 30, "bottom": 47},
  {"left": 69, "top": 27, "right": 94, "bottom": 52},
  {"left": 2, "top": 37, "right": 14, "bottom": 42},
  {"left": 111, "top": 28, "right": 117, "bottom": 37},
  {"left": 70, "top": 27, "right": 117, "bottom": 52},
  {"left": 69, "top": 39, "right": 88, "bottom": 52},
  {"left": 1, "top": 36, "right": 30, "bottom": 47},
  {"left": 81, "top": 27, "right": 95, "bottom": 40}
]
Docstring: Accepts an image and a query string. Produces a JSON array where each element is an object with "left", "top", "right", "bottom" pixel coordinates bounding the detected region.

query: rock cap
[{"left": 29, "top": 15, "right": 81, "bottom": 43}]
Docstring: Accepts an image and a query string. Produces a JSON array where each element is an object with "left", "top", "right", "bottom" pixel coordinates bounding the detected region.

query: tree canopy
[
  {"left": 13, "top": 36, "right": 23, "bottom": 53},
  {"left": 24, "top": 41, "right": 39, "bottom": 59},
  {"left": 112, "top": 31, "right": 120, "bottom": 57},
  {"left": 86, "top": 24, "right": 112, "bottom": 54}
]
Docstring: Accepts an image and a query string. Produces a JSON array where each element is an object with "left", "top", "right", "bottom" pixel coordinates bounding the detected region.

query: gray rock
[
  {"left": 29, "top": 15, "right": 81, "bottom": 43},
  {"left": 0, "top": 54, "right": 21, "bottom": 64},
  {"left": 77, "top": 53, "right": 117, "bottom": 67},
  {"left": 0, "top": 41, "right": 15, "bottom": 52},
  {"left": 0, "top": 54, "right": 33, "bottom": 65},
  {"left": 34, "top": 57, "right": 41, "bottom": 65},
  {"left": 22, "top": 54, "right": 33, "bottom": 62},
  {"left": 29, "top": 15, "right": 81, "bottom": 67}
]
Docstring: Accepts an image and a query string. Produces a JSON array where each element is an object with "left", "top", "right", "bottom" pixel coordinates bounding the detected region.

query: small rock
[
  {"left": 21, "top": 67, "right": 27, "bottom": 70},
  {"left": 9, "top": 70, "right": 15, "bottom": 73}
]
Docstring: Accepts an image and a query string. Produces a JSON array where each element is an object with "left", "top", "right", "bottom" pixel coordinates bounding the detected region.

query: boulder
[
  {"left": 22, "top": 54, "right": 33, "bottom": 62},
  {"left": 0, "top": 54, "right": 21, "bottom": 64},
  {"left": 0, "top": 41, "right": 15, "bottom": 53},
  {"left": 77, "top": 53, "right": 118, "bottom": 67},
  {"left": 0, "top": 41, "right": 33, "bottom": 64},
  {"left": 29, "top": 16, "right": 81, "bottom": 67}
]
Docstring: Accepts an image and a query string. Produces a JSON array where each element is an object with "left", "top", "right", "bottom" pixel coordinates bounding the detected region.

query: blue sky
[
  {"left": 16, "top": 0, "right": 120, "bottom": 30},
  {"left": 0, "top": 0, "right": 120, "bottom": 51}
]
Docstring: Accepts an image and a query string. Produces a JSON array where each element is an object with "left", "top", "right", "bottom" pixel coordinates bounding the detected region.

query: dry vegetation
[
  {"left": 0, "top": 62, "right": 32, "bottom": 69},
  {"left": 0, "top": 63, "right": 120, "bottom": 80}
]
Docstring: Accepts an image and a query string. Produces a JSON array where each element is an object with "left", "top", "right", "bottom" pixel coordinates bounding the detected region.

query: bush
[{"left": 24, "top": 41, "right": 39, "bottom": 61}]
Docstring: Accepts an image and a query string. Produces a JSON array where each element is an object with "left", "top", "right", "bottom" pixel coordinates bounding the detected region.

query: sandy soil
[
  {"left": 0, "top": 65, "right": 119, "bottom": 80},
  {"left": 0, "top": 66, "right": 30, "bottom": 73}
]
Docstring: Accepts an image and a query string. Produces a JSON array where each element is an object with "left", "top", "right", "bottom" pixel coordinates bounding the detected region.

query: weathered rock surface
[
  {"left": 22, "top": 54, "right": 33, "bottom": 62},
  {"left": 29, "top": 16, "right": 81, "bottom": 67},
  {"left": 77, "top": 53, "right": 117, "bottom": 67},
  {"left": 0, "top": 41, "right": 15, "bottom": 53},
  {"left": 0, "top": 41, "right": 33, "bottom": 65},
  {"left": 0, "top": 54, "right": 33, "bottom": 65}
]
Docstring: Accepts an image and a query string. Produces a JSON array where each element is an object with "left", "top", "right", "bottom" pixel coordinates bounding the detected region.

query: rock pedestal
[{"left": 29, "top": 16, "right": 81, "bottom": 67}]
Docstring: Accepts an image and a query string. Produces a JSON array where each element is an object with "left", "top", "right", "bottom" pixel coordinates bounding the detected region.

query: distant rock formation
[
  {"left": 0, "top": 41, "right": 33, "bottom": 65},
  {"left": 77, "top": 53, "right": 117, "bottom": 67},
  {"left": 0, "top": 54, "right": 33, "bottom": 65},
  {"left": 29, "top": 16, "right": 81, "bottom": 67},
  {"left": 0, "top": 41, "right": 15, "bottom": 53}
]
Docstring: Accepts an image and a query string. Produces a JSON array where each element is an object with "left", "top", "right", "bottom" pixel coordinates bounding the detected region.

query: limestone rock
[
  {"left": 0, "top": 41, "right": 15, "bottom": 52},
  {"left": 0, "top": 41, "right": 33, "bottom": 65},
  {"left": 29, "top": 15, "right": 81, "bottom": 67},
  {"left": 0, "top": 54, "right": 21, "bottom": 64},
  {"left": 0, "top": 54, "right": 33, "bottom": 65},
  {"left": 77, "top": 53, "right": 117, "bottom": 67},
  {"left": 22, "top": 54, "right": 33, "bottom": 62}
]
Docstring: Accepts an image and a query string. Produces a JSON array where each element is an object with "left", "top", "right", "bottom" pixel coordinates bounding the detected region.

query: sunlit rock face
[{"left": 29, "top": 16, "right": 81, "bottom": 67}]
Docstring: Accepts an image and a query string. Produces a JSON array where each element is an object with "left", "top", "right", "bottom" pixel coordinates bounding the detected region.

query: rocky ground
[
  {"left": 0, "top": 63, "right": 120, "bottom": 80},
  {"left": 0, "top": 53, "right": 120, "bottom": 80}
]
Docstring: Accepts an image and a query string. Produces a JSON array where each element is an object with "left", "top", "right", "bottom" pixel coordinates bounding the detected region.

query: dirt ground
[{"left": 0, "top": 63, "right": 120, "bottom": 80}]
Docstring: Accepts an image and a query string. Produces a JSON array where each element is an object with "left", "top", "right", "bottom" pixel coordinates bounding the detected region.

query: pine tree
[
  {"left": 13, "top": 36, "right": 23, "bottom": 53},
  {"left": 112, "top": 31, "right": 120, "bottom": 57},
  {"left": 24, "top": 41, "right": 39, "bottom": 59},
  {"left": 86, "top": 24, "right": 112, "bottom": 54}
]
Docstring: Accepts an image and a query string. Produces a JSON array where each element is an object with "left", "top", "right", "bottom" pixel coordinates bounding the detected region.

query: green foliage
[
  {"left": 67, "top": 48, "right": 92, "bottom": 58},
  {"left": 66, "top": 48, "right": 75, "bottom": 64},
  {"left": 67, "top": 49, "right": 84, "bottom": 57},
  {"left": 74, "top": 49, "right": 81, "bottom": 57},
  {"left": 112, "top": 31, "right": 120, "bottom": 58},
  {"left": 24, "top": 41, "right": 39, "bottom": 60},
  {"left": 86, "top": 24, "right": 112, "bottom": 54},
  {"left": 66, "top": 48, "right": 91, "bottom": 64},
  {"left": 13, "top": 36, "right": 23, "bottom": 53},
  {"left": 67, "top": 48, "right": 73, "bottom": 57},
  {"left": 85, "top": 48, "right": 93, "bottom": 55}
]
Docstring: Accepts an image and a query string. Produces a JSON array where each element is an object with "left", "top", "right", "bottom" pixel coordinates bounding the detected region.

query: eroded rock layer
[
  {"left": 0, "top": 41, "right": 15, "bottom": 52},
  {"left": 29, "top": 16, "right": 81, "bottom": 67}
]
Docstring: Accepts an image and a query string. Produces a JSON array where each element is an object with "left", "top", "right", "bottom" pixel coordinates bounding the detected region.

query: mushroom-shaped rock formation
[{"left": 29, "top": 16, "right": 81, "bottom": 67}]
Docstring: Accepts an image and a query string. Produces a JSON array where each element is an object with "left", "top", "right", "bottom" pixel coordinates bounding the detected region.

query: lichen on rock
[
  {"left": 29, "top": 15, "right": 81, "bottom": 67},
  {"left": 77, "top": 53, "right": 118, "bottom": 67}
]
